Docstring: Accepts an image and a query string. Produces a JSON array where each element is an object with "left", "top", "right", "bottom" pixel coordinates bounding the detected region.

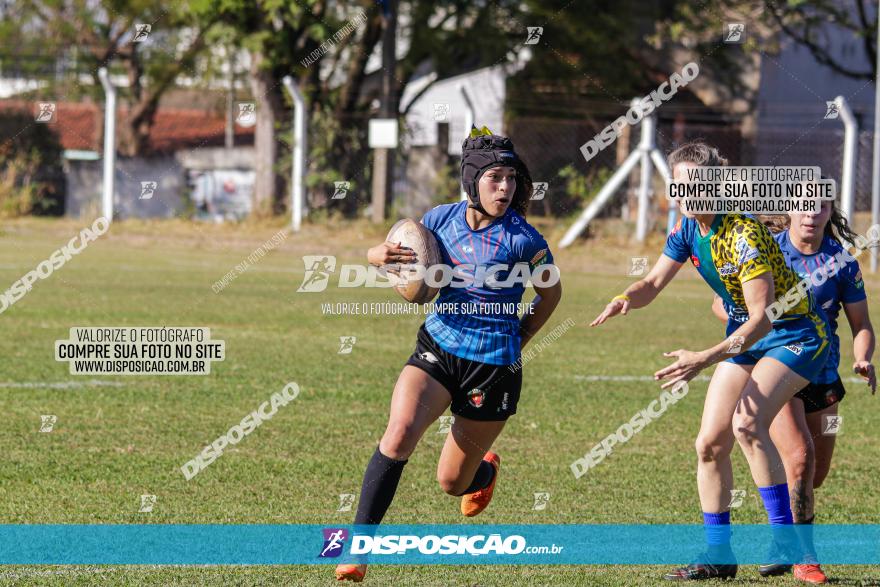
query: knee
[
  {"left": 732, "top": 413, "right": 762, "bottom": 446},
  {"left": 380, "top": 421, "right": 419, "bottom": 460},
  {"left": 436, "top": 470, "right": 468, "bottom": 496},
  {"left": 785, "top": 440, "right": 815, "bottom": 481},
  {"left": 695, "top": 434, "right": 731, "bottom": 463}
]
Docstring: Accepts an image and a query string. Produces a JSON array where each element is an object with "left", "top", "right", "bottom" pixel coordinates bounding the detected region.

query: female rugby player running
[
  {"left": 710, "top": 199, "right": 875, "bottom": 584},
  {"left": 591, "top": 141, "right": 830, "bottom": 582},
  {"left": 335, "top": 128, "right": 562, "bottom": 582}
]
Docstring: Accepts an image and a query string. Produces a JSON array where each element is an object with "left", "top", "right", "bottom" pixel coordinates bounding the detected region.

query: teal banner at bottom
[{"left": 0, "top": 524, "right": 877, "bottom": 565}]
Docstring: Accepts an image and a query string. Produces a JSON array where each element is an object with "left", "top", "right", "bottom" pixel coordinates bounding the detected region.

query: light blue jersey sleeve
[{"left": 663, "top": 218, "right": 691, "bottom": 263}]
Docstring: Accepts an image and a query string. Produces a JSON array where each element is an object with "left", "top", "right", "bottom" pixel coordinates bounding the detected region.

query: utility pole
[{"left": 371, "top": 0, "right": 398, "bottom": 223}]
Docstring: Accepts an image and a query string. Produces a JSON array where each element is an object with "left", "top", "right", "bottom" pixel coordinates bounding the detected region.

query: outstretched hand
[
  {"left": 590, "top": 297, "right": 630, "bottom": 327},
  {"left": 654, "top": 349, "right": 706, "bottom": 390}
]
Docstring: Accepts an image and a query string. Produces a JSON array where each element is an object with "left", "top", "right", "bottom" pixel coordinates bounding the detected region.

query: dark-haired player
[{"left": 336, "top": 127, "right": 562, "bottom": 582}]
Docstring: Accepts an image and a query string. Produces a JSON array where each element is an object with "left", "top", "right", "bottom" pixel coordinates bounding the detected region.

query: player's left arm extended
[
  {"left": 654, "top": 273, "right": 774, "bottom": 388},
  {"left": 843, "top": 299, "right": 876, "bottom": 393},
  {"left": 520, "top": 280, "right": 562, "bottom": 349}
]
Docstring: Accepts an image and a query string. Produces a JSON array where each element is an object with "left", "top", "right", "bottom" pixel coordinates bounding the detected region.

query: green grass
[{"left": 0, "top": 217, "right": 877, "bottom": 586}]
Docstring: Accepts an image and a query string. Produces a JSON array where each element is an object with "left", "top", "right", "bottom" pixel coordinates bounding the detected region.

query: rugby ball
[{"left": 382, "top": 218, "right": 442, "bottom": 304}]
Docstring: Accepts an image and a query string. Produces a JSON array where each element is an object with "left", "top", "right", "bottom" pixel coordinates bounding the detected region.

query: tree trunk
[{"left": 249, "top": 50, "right": 284, "bottom": 216}]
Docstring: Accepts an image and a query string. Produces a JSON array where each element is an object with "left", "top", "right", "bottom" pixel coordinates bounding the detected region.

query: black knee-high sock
[
  {"left": 455, "top": 460, "right": 495, "bottom": 496},
  {"left": 354, "top": 446, "right": 408, "bottom": 525}
]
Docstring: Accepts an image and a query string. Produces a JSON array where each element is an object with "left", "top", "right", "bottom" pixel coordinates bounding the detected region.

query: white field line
[
  {"left": 0, "top": 380, "right": 126, "bottom": 389},
  {"left": 574, "top": 374, "right": 866, "bottom": 384}
]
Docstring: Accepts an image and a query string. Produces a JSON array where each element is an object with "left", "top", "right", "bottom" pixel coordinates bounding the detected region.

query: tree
[{"left": 3, "top": 1, "right": 220, "bottom": 156}]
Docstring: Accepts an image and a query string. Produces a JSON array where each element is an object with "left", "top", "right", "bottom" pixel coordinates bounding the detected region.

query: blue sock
[
  {"left": 758, "top": 483, "right": 793, "bottom": 525},
  {"left": 703, "top": 511, "right": 735, "bottom": 564},
  {"left": 703, "top": 511, "right": 732, "bottom": 545},
  {"left": 759, "top": 483, "right": 801, "bottom": 561}
]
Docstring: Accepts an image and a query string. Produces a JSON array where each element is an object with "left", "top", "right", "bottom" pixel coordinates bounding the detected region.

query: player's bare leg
[
  {"left": 336, "top": 366, "right": 451, "bottom": 582},
  {"left": 665, "top": 362, "right": 750, "bottom": 581},
  {"left": 436, "top": 415, "right": 506, "bottom": 516}
]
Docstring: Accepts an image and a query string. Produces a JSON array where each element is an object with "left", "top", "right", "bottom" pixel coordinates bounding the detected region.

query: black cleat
[
  {"left": 664, "top": 558, "right": 737, "bottom": 581},
  {"left": 758, "top": 538, "right": 798, "bottom": 576},
  {"left": 758, "top": 562, "right": 792, "bottom": 577}
]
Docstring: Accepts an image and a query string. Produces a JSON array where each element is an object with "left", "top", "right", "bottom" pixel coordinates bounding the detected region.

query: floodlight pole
[
  {"left": 98, "top": 67, "right": 116, "bottom": 222},
  {"left": 459, "top": 84, "right": 475, "bottom": 202},
  {"left": 283, "top": 76, "right": 308, "bottom": 232},
  {"left": 835, "top": 95, "right": 858, "bottom": 224}
]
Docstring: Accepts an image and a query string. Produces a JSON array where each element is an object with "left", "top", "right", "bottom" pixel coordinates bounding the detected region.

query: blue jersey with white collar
[{"left": 420, "top": 201, "right": 553, "bottom": 365}]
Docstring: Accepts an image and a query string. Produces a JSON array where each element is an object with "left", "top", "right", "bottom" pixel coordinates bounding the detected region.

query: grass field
[{"left": 0, "top": 216, "right": 878, "bottom": 586}]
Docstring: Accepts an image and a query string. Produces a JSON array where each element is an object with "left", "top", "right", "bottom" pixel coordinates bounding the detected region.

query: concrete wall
[{"left": 64, "top": 156, "right": 186, "bottom": 219}]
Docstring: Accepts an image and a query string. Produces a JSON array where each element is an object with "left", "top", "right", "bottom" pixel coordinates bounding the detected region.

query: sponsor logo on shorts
[
  {"left": 824, "top": 389, "right": 839, "bottom": 405},
  {"left": 419, "top": 351, "right": 439, "bottom": 364},
  {"left": 468, "top": 388, "right": 485, "bottom": 408},
  {"left": 319, "top": 528, "right": 348, "bottom": 558},
  {"left": 784, "top": 343, "right": 803, "bottom": 356}
]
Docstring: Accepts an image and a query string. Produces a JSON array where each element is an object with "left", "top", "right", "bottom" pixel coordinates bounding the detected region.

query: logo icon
[
  {"left": 337, "top": 493, "right": 355, "bottom": 512},
  {"left": 39, "top": 415, "right": 57, "bottom": 432},
  {"left": 719, "top": 262, "right": 738, "bottom": 276},
  {"left": 332, "top": 181, "right": 350, "bottom": 200},
  {"left": 139, "top": 494, "right": 156, "bottom": 513},
  {"left": 35, "top": 102, "right": 56, "bottom": 123},
  {"left": 728, "top": 489, "right": 746, "bottom": 508},
  {"left": 298, "top": 256, "right": 337, "bottom": 292},
  {"left": 338, "top": 336, "right": 357, "bottom": 354},
  {"left": 133, "top": 24, "right": 152, "bottom": 42},
  {"left": 432, "top": 103, "right": 450, "bottom": 122},
  {"left": 822, "top": 415, "right": 842, "bottom": 435},
  {"left": 533, "top": 492, "right": 550, "bottom": 510},
  {"left": 727, "top": 335, "right": 744, "bottom": 354},
  {"left": 140, "top": 181, "right": 158, "bottom": 200},
  {"left": 525, "top": 27, "right": 543, "bottom": 45},
  {"left": 724, "top": 23, "right": 745, "bottom": 43},
  {"left": 419, "top": 351, "right": 439, "bottom": 364},
  {"left": 319, "top": 528, "right": 348, "bottom": 558},
  {"left": 235, "top": 102, "right": 257, "bottom": 127},
  {"left": 629, "top": 257, "right": 649, "bottom": 276},
  {"left": 531, "top": 182, "right": 549, "bottom": 201},
  {"left": 437, "top": 415, "right": 454, "bottom": 434},
  {"left": 784, "top": 343, "right": 803, "bottom": 356},
  {"left": 467, "top": 388, "right": 485, "bottom": 408},
  {"left": 824, "top": 101, "right": 840, "bottom": 120}
]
